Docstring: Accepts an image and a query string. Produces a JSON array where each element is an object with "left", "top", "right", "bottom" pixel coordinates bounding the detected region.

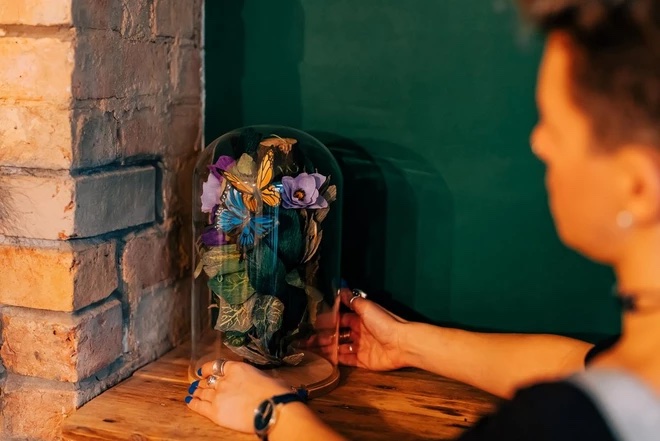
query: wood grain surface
[{"left": 62, "top": 343, "right": 499, "bottom": 440}]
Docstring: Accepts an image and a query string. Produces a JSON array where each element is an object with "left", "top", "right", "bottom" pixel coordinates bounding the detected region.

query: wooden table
[{"left": 62, "top": 344, "right": 500, "bottom": 440}]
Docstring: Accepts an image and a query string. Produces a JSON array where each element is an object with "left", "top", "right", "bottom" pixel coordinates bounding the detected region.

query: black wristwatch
[{"left": 254, "top": 392, "right": 305, "bottom": 440}]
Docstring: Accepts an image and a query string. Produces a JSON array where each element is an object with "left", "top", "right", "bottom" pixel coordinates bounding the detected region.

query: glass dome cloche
[{"left": 190, "top": 125, "right": 343, "bottom": 397}]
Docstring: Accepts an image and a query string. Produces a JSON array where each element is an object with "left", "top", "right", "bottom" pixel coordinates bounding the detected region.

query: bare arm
[
  {"left": 269, "top": 403, "right": 347, "bottom": 441},
  {"left": 340, "top": 293, "right": 594, "bottom": 400},
  {"left": 401, "top": 323, "right": 593, "bottom": 399}
]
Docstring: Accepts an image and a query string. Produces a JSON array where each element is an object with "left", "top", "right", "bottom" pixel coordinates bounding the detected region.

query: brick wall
[{"left": 0, "top": 1, "right": 202, "bottom": 439}]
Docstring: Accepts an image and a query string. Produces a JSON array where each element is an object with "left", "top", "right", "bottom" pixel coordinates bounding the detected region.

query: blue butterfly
[{"left": 217, "top": 188, "right": 276, "bottom": 248}]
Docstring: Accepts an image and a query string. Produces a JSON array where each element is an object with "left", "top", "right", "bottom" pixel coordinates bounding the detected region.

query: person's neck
[
  {"left": 615, "top": 228, "right": 660, "bottom": 343},
  {"left": 591, "top": 229, "right": 660, "bottom": 384},
  {"left": 616, "top": 226, "right": 660, "bottom": 292}
]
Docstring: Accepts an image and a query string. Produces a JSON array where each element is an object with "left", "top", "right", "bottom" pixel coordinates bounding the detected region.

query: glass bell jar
[{"left": 190, "top": 125, "right": 343, "bottom": 397}]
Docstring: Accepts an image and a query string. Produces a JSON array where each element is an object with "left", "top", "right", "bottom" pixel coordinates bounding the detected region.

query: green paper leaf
[
  {"left": 285, "top": 269, "right": 305, "bottom": 289},
  {"left": 276, "top": 208, "right": 304, "bottom": 268},
  {"left": 302, "top": 221, "right": 322, "bottom": 264},
  {"left": 247, "top": 241, "right": 287, "bottom": 295},
  {"left": 252, "top": 295, "right": 284, "bottom": 343},
  {"left": 282, "top": 352, "right": 305, "bottom": 366},
  {"left": 224, "top": 331, "right": 248, "bottom": 347},
  {"left": 193, "top": 258, "right": 204, "bottom": 279},
  {"left": 199, "top": 245, "right": 243, "bottom": 278},
  {"left": 324, "top": 185, "right": 337, "bottom": 203},
  {"left": 224, "top": 343, "right": 274, "bottom": 365},
  {"left": 301, "top": 212, "right": 322, "bottom": 263},
  {"left": 214, "top": 295, "right": 257, "bottom": 333},
  {"left": 314, "top": 207, "right": 330, "bottom": 223},
  {"left": 235, "top": 153, "right": 256, "bottom": 176},
  {"left": 304, "top": 285, "right": 324, "bottom": 326},
  {"left": 224, "top": 334, "right": 282, "bottom": 365},
  {"left": 208, "top": 271, "right": 255, "bottom": 305}
]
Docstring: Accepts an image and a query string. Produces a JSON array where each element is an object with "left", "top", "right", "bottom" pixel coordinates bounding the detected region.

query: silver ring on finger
[
  {"left": 206, "top": 375, "right": 219, "bottom": 387},
  {"left": 338, "top": 328, "right": 352, "bottom": 345},
  {"left": 352, "top": 288, "right": 368, "bottom": 299},
  {"left": 212, "top": 359, "right": 228, "bottom": 377},
  {"left": 349, "top": 289, "right": 367, "bottom": 308}
]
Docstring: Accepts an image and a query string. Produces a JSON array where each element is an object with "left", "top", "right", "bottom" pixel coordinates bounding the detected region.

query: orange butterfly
[
  {"left": 259, "top": 136, "right": 297, "bottom": 154},
  {"left": 222, "top": 150, "right": 281, "bottom": 211}
]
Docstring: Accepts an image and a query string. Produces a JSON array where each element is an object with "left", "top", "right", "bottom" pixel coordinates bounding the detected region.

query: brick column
[{"left": 0, "top": 1, "right": 202, "bottom": 439}]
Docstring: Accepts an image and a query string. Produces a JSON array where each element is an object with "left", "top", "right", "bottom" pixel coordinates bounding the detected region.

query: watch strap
[
  {"left": 255, "top": 392, "right": 306, "bottom": 440},
  {"left": 272, "top": 392, "right": 305, "bottom": 405}
]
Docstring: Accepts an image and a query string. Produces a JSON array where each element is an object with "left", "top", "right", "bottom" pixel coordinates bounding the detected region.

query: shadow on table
[{"left": 314, "top": 368, "right": 483, "bottom": 441}]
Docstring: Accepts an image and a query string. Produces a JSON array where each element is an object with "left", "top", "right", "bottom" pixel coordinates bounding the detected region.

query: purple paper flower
[
  {"left": 209, "top": 155, "right": 236, "bottom": 180},
  {"left": 201, "top": 226, "right": 227, "bottom": 246},
  {"left": 201, "top": 156, "right": 236, "bottom": 213},
  {"left": 281, "top": 173, "right": 328, "bottom": 209},
  {"left": 201, "top": 174, "right": 221, "bottom": 213}
]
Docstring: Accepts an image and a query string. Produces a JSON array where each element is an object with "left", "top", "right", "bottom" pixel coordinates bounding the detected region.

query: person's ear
[{"left": 614, "top": 146, "right": 660, "bottom": 227}]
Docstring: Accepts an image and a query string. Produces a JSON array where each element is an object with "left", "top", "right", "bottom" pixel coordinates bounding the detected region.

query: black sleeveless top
[{"left": 456, "top": 336, "right": 621, "bottom": 441}]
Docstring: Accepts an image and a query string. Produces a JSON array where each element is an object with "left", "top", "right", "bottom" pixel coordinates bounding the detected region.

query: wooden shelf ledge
[{"left": 62, "top": 343, "right": 499, "bottom": 440}]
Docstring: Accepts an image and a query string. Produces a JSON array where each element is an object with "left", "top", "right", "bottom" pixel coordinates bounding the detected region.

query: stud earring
[{"left": 616, "top": 211, "right": 634, "bottom": 229}]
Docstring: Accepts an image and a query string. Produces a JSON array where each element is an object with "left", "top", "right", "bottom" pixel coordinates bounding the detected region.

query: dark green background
[{"left": 205, "top": 1, "right": 619, "bottom": 339}]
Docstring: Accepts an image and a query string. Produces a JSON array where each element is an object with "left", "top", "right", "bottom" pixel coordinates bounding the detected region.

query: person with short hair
[{"left": 188, "top": 1, "right": 660, "bottom": 439}]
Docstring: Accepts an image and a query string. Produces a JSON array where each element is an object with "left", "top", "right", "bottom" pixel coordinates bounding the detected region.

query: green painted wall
[{"left": 205, "top": 1, "right": 619, "bottom": 338}]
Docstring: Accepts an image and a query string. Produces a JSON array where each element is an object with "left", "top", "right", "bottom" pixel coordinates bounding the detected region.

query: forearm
[
  {"left": 270, "top": 403, "right": 347, "bottom": 441},
  {"left": 401, "top": 323, "right": 593, "bottom": 399}
]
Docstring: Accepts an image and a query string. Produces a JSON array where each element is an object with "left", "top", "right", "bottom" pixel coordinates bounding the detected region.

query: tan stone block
[
  {"left": 0, "top": 392, "right": 3, "bottom": 440},
  {"left": 0, "top": 0, "right": 72, "bottom": 26},
  {"left": 73, "top": 30, "right": 168, "bottom": 100},
  {"left": 120, "top": 0, "right": 152, "bottom": 39},
  {"left": 0, "top": 37, "right": 74, "bottom": 103},
  {"left": 0, "top": 246, "right": 73, "bottom": 311},
  {"left": 126, "top": 280, "right": 190, "bottom": 362},
  {"left": 122, "top": 226, "right": 176, "bottom": 293},
  {"left": 161, "top": 105, "right": 200, "bottom": 224},
  {"left": 170, "top": 43, "right": 201, "bottom": 100},
  {"left": 159, "top": 154, "right": 196, "bottom": 238},
  {"left": 2, "top": 375, "right": 77, "bottom": 440},
  {"left": 120, "top": 40, "right": 169, "bottom": 97},
  {"left": 71, "top": 105, "right": 119, "bottom": 168},
  {"left": 153, "top": 0, "right": 195, "bottom": 39},
  {"left": 72, "top": 0, "right": 122, "bottom": 31},
  {"left": 74, "top": 166, "right": 156, "bottom": 237},
  {"left": 2, "top": 357, "right": 142, "bottom": 440},
  {"left": 70, "top": 241, "right": 118, "bottom": 308},
  {"left": 0, "top": 172, "right": 76, "bottom": 240},
  {"left": 0, "top": 166, "right": 156, "bottom": 240},
  {"left": 71, "top": 30, "right": 117, "bottom": 99},
  {"left": 119, "top": 106, "right": 167, "bottom": 157},
  {"left": 167, "top": 104, "right": 201, "bottom": 157},
  {"left": 0, "top": 102, "right": 72, "bottom": 169},
  {"left": 0, "top": 240, "right": 117, "bottom": 311},
  {"left": 1, "top": 299, "right": 123, "bottom": 382}
]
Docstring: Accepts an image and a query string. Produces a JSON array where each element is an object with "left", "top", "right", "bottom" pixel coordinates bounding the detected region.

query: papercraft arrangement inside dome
[{"left": 191, "top": 126, "right": 342, "bottom": 380}]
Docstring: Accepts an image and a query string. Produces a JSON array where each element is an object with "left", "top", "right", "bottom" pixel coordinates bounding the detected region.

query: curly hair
[{"left": 520, "top": 0, "right": 660, "bottom": 149}]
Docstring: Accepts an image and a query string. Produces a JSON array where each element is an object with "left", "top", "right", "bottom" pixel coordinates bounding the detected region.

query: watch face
[{"left": 254, "top": 399, "right": 275, "bottom": 433}]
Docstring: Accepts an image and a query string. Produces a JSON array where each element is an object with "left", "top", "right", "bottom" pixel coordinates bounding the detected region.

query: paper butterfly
[
  {"left": 222, "top": 150, "right": 281, "bottom": 212},
  {"left": 217, "top": 188, "right": 275, "bottom": 248}
]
